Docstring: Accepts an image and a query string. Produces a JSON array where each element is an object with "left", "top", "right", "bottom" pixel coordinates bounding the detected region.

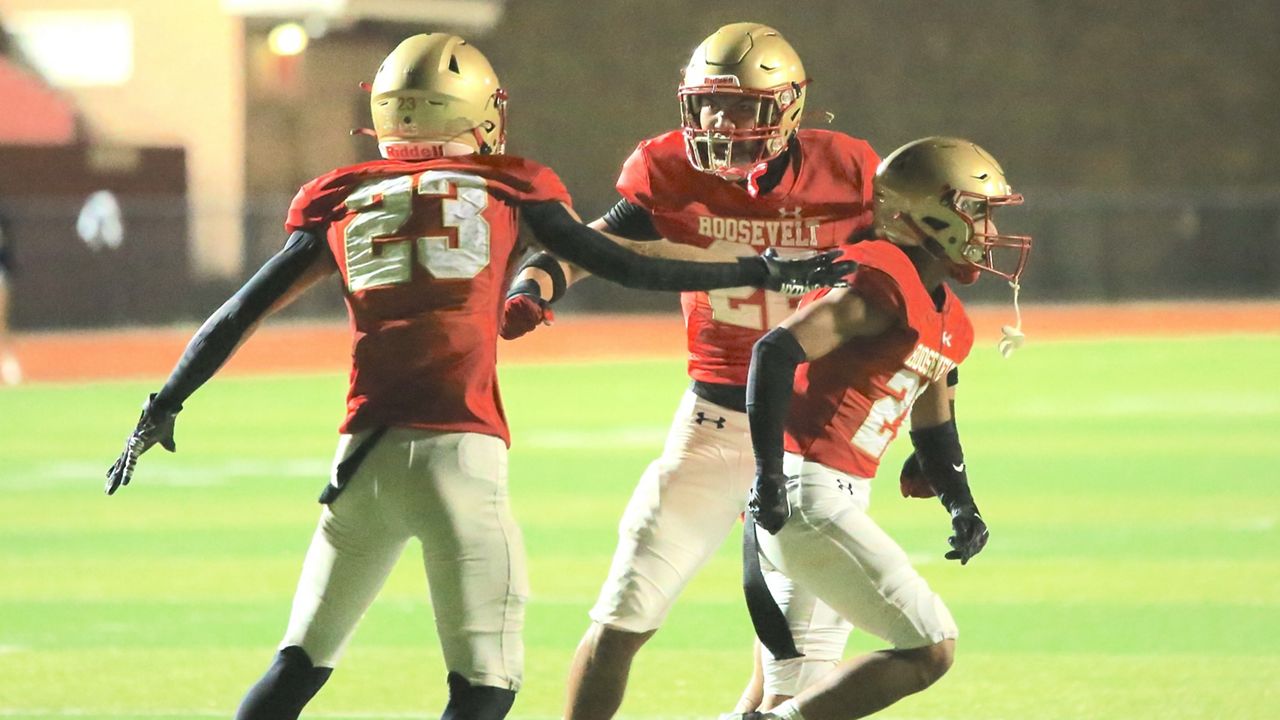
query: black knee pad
[
  {"left": 440, "top": 671, "right": 516, "bottom": 720},
  {"left": 235, "top": 645, "right": 333, "bottom": 720}
]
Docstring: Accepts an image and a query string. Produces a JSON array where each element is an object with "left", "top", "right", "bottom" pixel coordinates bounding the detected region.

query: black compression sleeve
[
  {"left": 153, "top": 230, "right": 325, "bottom": 410},
  {"left": 909, "top": 420, "right": 976, "bottom": 512},
  {"left": 521, "top": 201, "right": 767, "bottom": 291},
  {"left": 600, "top": 198, "right": 662, "bottom": 240},
  {"left": 747, "top": 327, "right": 807, "bottom": 477},
  {"left": 511, "top": 251, "right": 566, "bottom": 302}
]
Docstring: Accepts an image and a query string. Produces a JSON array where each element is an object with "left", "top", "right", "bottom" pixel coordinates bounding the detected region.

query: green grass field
[{"left": 1, "top": 334, "right": 1278, "bottom": 719}]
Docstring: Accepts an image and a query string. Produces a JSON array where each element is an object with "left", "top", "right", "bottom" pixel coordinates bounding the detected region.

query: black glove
[
  {"left": 748, "top": 470, "right": 792, "bottom": 535},
  {"left": 945, "top": 504, "right": 989, "bottom": 564},
  {"left": 759, "top": 248, "right": 856, "bottom": 296},
  {"left": 105, "top": 393, "right": 180, "bottom": 495}
]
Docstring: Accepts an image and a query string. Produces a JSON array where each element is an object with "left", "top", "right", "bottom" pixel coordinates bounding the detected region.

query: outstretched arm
[
  {"left": 521, "top": 201, "right": 848, "bottom": 293},
  {"left": 502, "top": 199, "right": 720, "bottom": 339},
  {"left": 105, "top": 230, "right": 336, "bottom": 495}
]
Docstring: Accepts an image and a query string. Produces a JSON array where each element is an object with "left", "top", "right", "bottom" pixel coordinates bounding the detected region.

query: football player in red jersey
[
  {"left": 102, "top": 34, "right": 852, "bottom": 720},
  {"left": 500, "top": 22, "right": 882, "bottom": 720},
  {"left": 732, "top": 137, "right": 1032, "bottom": 720}
]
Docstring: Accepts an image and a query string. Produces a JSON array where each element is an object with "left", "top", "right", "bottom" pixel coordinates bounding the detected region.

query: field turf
[{"left": 0, "top": 334, "right": 1277, "bottom": 719}]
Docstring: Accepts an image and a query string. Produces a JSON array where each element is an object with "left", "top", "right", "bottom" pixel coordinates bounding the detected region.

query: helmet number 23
[{"left": 342, "top": 171, "right": 491, "bottom": 292}]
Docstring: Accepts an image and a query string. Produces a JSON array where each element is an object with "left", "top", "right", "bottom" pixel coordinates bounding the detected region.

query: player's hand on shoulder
[
  {"left": 945, "top": 503, "right": 989, "bottom": 565},
  {"left": 749, "top": 470, "right": 792, "bottom": 535},
  {"left": 500, "top": 278, "right": 555, "bottom": 340},
  {"left": 759, "top": 248, "right": 856, "bottom": 296},
  {"left": 105, "top": 393, "right": 180, "bottom": 496}
]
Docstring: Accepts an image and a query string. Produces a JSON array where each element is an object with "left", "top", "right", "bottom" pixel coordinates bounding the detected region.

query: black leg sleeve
[
  {"left": 235, "top": 646, "right": 332, "bottom": 720},
  {"left": 520, "top": 201, "right": 766, "bottom": 291},
  {"left": 441, "top": 672, "right": 517, "bottom": 720},
  {"left": 152, "top": 230, "right": 325, "bottom": 409},
  {"left": 746, "top": 327, "right": 808, "bottom": 476}
]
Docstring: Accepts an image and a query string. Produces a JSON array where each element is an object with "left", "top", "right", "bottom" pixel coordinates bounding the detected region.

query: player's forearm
[
  {"left": 523, "top": 201, "right": 767, "bottom": 291},
  {"left": 514, "top": 261, "right": 580, "bottom": 301},
  {"left": 155, "top": 230, "right": 327, "bottom": 409},
  {"left": 746, "top": 327, "right": 807, "bottom": 476},
  {"left": 909, "top": 419, "right": 976, "bottom": 513}
]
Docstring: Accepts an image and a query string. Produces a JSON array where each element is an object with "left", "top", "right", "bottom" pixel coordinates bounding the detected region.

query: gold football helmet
[
  {"left": 678, "top": 23, "right": 809, "bottom": 179},
  {"left": 873, "top": 136, "right": 1031, "bottom": 284},
  {"left": 369, "top": 33, "right": 506, "bottom": 159}
]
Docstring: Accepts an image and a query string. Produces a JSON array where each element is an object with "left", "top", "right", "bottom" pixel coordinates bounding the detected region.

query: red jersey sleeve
[
  {"left": 285, "top": 170, "right": 352, "bottom": 233},
  {"left": 850, "top": 266, "right": 907, "bottom": 322},
  {"left": 477, "top": 156, "right": 572, "bottom": 205},
  {"left": 615, "top": 142, "right": 654, "bottom": 209}
]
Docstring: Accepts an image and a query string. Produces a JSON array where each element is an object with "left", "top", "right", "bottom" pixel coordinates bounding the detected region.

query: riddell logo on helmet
[
  {"left": 381, "top": 143, "right": 448, "bottom": 160},
  {"left": 694, "top": 74, "right": 742, "bottom": 87}
]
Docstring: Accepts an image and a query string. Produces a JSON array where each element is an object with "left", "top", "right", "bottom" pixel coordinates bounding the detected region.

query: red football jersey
[
  {"left": 783, "top": 241, "right": 975, "bottom": 478},
  {"left": 286, "top": 155, "right": 571, "bottom": 442},
  {"left": 615, "top": 129, "right": 880, "bottom": 385}
]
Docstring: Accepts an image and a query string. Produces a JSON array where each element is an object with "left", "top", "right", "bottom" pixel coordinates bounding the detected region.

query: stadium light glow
[{"left": 267, "top": 22, "right": 309, "bottom": 57}]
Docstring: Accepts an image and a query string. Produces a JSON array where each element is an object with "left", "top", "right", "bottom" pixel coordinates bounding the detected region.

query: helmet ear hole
[
  {"left": 922, "top": 216, "right": 950, "bottom": 231},
  {"left": 448, "top": 55, "right": 460, "bottom": 74}
]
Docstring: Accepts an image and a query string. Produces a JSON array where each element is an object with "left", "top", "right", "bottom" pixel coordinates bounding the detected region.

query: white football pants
[
  {"left": 755, "top": 452, "right": 958, "bottom": 687},
  {"left": 280, "top": 428, "right": 527, "bottom": 690},
  {"left": 589, "top": 389, "right": 849, "bottom": 696}
]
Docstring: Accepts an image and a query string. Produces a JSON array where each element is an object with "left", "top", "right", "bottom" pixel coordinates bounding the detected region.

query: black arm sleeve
[
  {"left": 909, "top": 419, "right": 976, "bottom": 512},
  {"left": 153, "top": 230, "right": 326, "bottom": 410},
  {"left": 521, "top": 201, "right": 766, "bottom": 291},
  {"left": 600, "top": 198, "right": 663, "bottom": 240},
  {"left": 510, "top": 251, "right": 567, "bottom": 302},
  {"left": 746, "top": 327, "right": 808, "bottom": 477}
]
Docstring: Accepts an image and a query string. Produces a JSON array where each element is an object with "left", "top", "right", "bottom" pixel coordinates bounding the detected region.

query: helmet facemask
[
  {"left": 677, "top": 23, "right": 808, "bottom": 181},
  {"left": 679, "top": 79, "right": 805, "bottom": 180},
  {"left": 946, "top": 190, "right": 1032, "bottom": 284}
]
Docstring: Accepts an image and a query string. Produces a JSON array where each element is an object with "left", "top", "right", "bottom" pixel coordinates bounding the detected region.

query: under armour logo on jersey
[
  {"left": 778, "top": 207, "right": 803, "bottom": 219},
  {"left": 942, "top": 332, "right": 953, "bottom": 347},
  {"left": 694, "top": 412, "right": 727, "bottom": 429}
]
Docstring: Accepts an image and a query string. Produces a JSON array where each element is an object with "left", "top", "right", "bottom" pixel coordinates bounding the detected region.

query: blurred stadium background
[
  {"left": 1, "top": 0, "right": 1278, "bottom": 327},
  {"left": 0, "top": 1, "right": 1277, "bottom": 719}
]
